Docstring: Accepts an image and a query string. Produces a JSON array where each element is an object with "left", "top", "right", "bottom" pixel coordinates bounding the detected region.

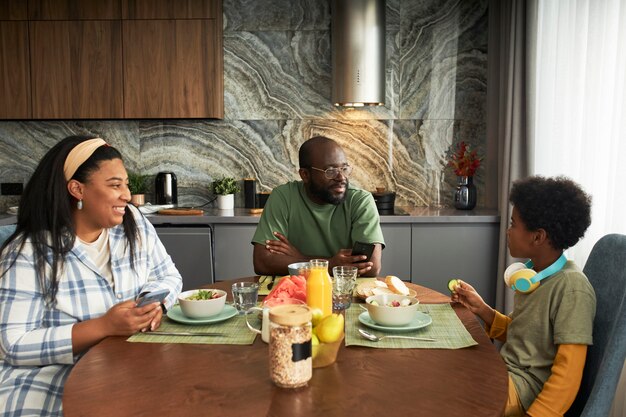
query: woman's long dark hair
[{"left": 0, "top": 135, "right": 139, "bottom": 306}]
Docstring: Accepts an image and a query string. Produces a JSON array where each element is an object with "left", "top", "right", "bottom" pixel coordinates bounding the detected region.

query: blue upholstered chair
[
  {"left": 567, "top": 234, "right": 626, "bottom": 417},
  {"left": 0, "top": 224, "right": 16, "bottom": 247}
]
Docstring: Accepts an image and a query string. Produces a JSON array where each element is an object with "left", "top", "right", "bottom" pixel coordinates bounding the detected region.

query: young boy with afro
[{"left": 452, "top": 176, "right": 595, "bottom": 417}]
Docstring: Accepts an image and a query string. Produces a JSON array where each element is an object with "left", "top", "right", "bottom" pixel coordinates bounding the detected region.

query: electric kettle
[{"left": 155, "top": 172, "right": 178, "bottom": 204}]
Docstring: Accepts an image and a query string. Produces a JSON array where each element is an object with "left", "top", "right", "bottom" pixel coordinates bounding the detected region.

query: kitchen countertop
[{"left": 0, "top": 207, "right": 499, "bottom": 227}]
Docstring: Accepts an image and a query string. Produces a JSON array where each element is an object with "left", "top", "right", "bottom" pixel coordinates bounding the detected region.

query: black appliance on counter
[
  {"left": 155, "top": 172, "right": 178, "bottom": 204},
  {"left": 371, "top": 188, "right": 396, "bottom": 215}
]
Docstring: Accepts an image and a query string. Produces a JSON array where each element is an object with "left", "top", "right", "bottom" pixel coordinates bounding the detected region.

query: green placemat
[
  {"left": 127, "top": 313, "right": 257, "bottom": 345},
  {"left": 345, "top": 303, "right": 478, "bottom": 349}
]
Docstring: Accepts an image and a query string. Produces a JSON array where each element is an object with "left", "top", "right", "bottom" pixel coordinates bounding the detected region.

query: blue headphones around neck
[{"left": 504, "top": 253, "right": 567, "bottom": 293}]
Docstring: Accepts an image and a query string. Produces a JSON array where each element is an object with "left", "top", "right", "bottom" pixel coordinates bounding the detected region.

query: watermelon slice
[{"left": 264, "top": 275, "right": 307, "bottom": 304}]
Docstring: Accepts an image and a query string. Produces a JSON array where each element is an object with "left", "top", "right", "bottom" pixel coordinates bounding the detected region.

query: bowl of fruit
[
  {"left": 364, "top": 293, "right": 419, "bottom": 326},
  {"left": 311, "top": 312, "right": 345, "bottom": 368},
  {"left": 178, "top": 289, "right": 226, "bottom": 319}
]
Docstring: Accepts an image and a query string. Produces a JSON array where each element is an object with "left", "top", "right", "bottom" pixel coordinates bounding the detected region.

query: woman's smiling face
[{"left": 78, "top": 158, "right": 131, "bottom": 232}]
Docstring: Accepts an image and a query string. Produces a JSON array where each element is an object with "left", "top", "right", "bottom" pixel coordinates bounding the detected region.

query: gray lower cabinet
[
  {"left": 411, "top": 223, "right": 499, "bottom": 306},
  {"left": 155, "top": 226, "right": 214, "bottom": 289},
  {"left": 380, "top": 224, "right": 411, "bottom": 280},
  {"left": 213, "top": 224, "right": 257, "bottom": 280}
]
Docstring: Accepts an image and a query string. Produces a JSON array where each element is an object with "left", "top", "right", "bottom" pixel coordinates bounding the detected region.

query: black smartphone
[
  {"left": 135, "top": 289, "right": 170, "bottom": 307},
  {"left": 351, "top": 241, "right": 375, "bottom": 262}
]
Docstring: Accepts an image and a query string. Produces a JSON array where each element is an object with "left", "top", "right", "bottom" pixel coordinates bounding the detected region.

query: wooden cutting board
[{"left": 157, "top": 208, "right": 204, "bottom": 216}]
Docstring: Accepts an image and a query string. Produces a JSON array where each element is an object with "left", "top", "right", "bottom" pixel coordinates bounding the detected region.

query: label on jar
[{"left": 291, "top": 340, "right": 312, "bottom": 362}]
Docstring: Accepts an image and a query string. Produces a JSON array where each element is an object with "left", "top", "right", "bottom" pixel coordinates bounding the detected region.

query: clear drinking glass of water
[
  {"left": 331, "top": 266, "right": 358, "bottom": 311},
  {"left": 232, "top": 282, "right": 259, "bottom": 314}
]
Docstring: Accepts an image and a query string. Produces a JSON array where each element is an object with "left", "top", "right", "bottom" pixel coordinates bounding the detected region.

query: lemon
[{"left": 316, "top": 313, "right": 344, "bottom": 343}]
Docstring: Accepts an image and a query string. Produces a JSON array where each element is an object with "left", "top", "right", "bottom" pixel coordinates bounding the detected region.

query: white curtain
[
  {"left": 531, "top": 1, "right": 626, "bottom": 415},
  {"left": 531, "top": 0, "right": 626, "bottom": 266}
]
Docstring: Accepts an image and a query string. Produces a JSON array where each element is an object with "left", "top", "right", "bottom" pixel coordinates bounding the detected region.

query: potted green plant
[
  {"left": 212, "top": 176, "right": 240, "bottom": 210},
  {"left": 128, "top": 172, "right": 151, "bottom": 206}
]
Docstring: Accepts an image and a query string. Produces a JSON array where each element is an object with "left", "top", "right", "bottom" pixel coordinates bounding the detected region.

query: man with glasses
[{"left": 252, "top": 136, "right": 384, "bottom": 276}]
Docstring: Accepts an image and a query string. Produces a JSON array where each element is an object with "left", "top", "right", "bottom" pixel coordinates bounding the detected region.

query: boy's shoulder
[
  {"left": 558, "top": 261, "right": 592, "bottom": 286},
  {"left": 517, "top": 260, "right": 595, "bottom": 306}
]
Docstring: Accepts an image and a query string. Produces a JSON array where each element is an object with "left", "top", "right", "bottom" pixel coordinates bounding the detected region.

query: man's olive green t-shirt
[
  {"left": 502, "top": 261, "right": 596, "bottom": 410},
  {"left": 251, "top": 181, "right": 385, "bottom": 257}
]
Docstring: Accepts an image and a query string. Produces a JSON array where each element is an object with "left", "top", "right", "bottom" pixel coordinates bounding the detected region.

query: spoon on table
[{"left": 358, "top": 328, "right": 436, "bottom": 342}]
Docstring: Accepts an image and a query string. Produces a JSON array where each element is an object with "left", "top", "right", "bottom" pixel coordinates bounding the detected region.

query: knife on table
[{"left": 147, "top": 331, "right": 226, "bottom": 337}]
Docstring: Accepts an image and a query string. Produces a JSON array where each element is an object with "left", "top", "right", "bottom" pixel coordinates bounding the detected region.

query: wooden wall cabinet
[
  {"left": 123, "top": 18, "right": 223, "bottom": 118},
  {"left": 28, "top": 0, "right": 121, "bottom": 20},
  {"left": 0, "top": 0, "right": 27, "bottom": 20},
  {"left": 0, "top": 0, "right": 223, "bottom": 120},
  {"left": 0, "top": 21, "right": 30, "bottom": 118},
  {"left": 29, "top": 20, "right": 123, "bottom": 119},
  {"left": 122, "top": 0, "right": 219, "bottom": 19}
]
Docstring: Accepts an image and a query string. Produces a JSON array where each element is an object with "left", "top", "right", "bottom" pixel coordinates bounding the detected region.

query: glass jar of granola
[{"left": 268, "top": 304, "right": 312, "bottom": 388}]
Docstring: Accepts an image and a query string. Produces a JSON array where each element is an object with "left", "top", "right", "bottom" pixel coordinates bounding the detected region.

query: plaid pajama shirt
[{"left": 0, "top": 206, "right": 182, "bottom": 416}]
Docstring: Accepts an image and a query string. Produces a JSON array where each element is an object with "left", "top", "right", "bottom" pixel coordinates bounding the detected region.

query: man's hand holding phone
[
  {"left": 352, "top": 241, "right": 375, "bottom": 262},
  {"left": 349, "top": 241, "right": 376, "bottom": 275}
]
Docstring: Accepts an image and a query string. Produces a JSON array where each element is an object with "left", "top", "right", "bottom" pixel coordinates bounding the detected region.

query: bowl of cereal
[
  {"left": 364, "top": 293, "right": 419, "bottom": 326},
  {"left": 178, "top": 289, "right": 226, "bottom": 319}
]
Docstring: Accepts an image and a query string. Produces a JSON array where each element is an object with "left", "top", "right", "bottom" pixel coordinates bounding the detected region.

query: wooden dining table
[{"left": 63, "top": 278, "right": 508, "bottom": 417}]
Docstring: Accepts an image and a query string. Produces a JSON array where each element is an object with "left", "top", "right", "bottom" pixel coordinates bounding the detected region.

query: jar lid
[{"left": 269, "top": 305, "right": 312, "bottom": 326}]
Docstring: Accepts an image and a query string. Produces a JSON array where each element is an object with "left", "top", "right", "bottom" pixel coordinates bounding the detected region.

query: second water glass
[{"left": 331, "top": 266, "right": 358, "bottom": 310}]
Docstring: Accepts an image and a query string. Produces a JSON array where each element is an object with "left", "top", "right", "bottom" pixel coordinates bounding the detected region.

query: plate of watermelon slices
[{"left": 262, "top": 275, "right": 307, "bottom": 305}]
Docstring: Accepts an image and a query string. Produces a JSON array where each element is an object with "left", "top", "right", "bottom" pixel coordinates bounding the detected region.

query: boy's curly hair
[{"left": 509, "top": 176, "right": 592, "bottom": 251}]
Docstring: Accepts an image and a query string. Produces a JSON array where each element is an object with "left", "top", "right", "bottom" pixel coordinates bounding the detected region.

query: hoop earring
[{"left": 77, "top": 199, "right": 83, "bottom": 210}]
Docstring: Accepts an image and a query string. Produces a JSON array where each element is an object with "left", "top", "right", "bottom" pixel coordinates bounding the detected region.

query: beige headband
[{"left": 63, "top": 138, "right": 108, "bottom": 181}]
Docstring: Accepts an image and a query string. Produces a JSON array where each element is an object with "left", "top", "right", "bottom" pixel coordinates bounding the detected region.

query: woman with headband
[{"left": 0, "top": 136, "right": 182, "bottom": 416}]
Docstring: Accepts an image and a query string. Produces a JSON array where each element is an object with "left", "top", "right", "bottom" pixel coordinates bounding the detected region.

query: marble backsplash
[{"left": 0, "top": 0, "right": 490, "bottom": 212}]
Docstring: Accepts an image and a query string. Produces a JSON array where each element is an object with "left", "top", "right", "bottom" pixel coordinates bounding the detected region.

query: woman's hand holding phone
[
  {"left": 99, "top": 301, "right": 161, "bottom": 336},
  {"left": 135, "top": 288, "right": 169, "bottom": 307},
  {"left": 135, "top": 289, "right": 169, "bottom": 331}
]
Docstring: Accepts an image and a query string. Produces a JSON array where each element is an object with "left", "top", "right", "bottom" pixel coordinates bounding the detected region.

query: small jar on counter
[{"left": 268, "top": 304, "right": 312, "bottom": 388}]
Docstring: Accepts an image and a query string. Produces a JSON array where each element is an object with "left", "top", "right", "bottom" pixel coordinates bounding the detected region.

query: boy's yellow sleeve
[
  {"left": 486, "top": 310, "right": 511, "bottom": 341},
  {"left": 526, "top": 344, "right": 587, "bottom": 417}
]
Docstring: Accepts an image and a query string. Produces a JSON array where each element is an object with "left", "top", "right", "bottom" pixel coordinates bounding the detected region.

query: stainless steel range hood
[{"left": 332, "top": 0, "right": 386, "bottom": 107}]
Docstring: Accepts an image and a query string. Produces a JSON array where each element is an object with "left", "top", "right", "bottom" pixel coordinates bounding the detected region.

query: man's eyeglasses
[{"left": 310, "top": 165, "right": 353, "bottom": 179}]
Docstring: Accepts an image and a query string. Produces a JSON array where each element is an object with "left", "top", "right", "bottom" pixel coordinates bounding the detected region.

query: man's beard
[{"left": 309, "top": 179, "right": 349, "bottom": 205}]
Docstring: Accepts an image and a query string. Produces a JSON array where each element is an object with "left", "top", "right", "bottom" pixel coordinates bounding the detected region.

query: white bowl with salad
[
  {"left": 178, "top": 289, "right": 227, "bottom": 319},
  {"left": 364, "top": 294, "right": 419, "bottom": 326}
]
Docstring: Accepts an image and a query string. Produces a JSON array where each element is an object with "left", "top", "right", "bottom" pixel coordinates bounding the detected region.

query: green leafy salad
[{"left": 187, "top": 289, "right": 222, "bottom": 301}]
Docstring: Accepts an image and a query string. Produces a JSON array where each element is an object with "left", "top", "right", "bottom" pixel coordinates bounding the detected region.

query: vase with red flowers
[{"left": 447, "top": 141, "right": 482, "bottom": 210}]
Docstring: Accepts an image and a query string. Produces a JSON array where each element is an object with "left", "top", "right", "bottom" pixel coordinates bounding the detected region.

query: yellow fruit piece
[
  {"left": 311, "top": 308, "right": 324, "bottom": 327},
  {"left": 316, "top": 313, "right": 344, "bottom": 343},
  {"left": 311, "top": 333, "right": 320, "bottom": 358}
]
